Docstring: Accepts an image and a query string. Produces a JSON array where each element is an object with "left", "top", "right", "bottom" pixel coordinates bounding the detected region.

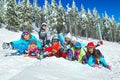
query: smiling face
[
  {"left": 65, "top": 37, "right": 71, "bottom": 43},
  {"left": 41, "top": 25, "right": 46, "bottom": 30},
  {"left": 23, "top": 34, "right": 30, "bottom": 40},
  {"left": 30, "top": 44, "right": 37, "bottom": 50},
  {"left": 71, "top": 40, "right": 76, "bottom": 45},
  {"left": 88, "top": 47, "right": 94, "bottom": 54}
]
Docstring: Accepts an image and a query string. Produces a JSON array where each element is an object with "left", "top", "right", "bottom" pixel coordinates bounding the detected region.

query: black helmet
[{"left": 52, "top": 36, "right": 59, "bottom": 43}]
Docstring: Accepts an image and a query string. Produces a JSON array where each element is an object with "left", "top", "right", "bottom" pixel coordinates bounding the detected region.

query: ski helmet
[{"left": 74, "top": 42, "right": 81, "bottom": 49}]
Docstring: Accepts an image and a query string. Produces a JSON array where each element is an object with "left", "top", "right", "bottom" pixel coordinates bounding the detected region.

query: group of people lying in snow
[{"left": 2, "top": 23, "right": 111, "bottom": 70}]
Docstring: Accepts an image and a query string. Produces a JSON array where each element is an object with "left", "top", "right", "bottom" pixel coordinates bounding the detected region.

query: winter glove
[
  {"left": 2, "top": 42, "right": 13, "bottom": 49},
  {"left": 107, "top": 65, "right": 112, "bottom": 71},
  {"left": 46, "top": 40, "right": 50, "bottom": 45}
]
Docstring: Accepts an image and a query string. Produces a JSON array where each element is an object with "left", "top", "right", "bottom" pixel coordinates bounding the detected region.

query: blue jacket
[
  {"left": 58, "top": 33, "right": 65, "bottom": 46},
  {"left": 11, "top": 35, "right": 42, "bottom": 54},
  {"left": 88, "top": 55, "right": 108, "bottom": 67}
]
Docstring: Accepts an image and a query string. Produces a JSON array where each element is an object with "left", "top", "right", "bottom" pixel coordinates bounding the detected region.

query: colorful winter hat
[
  {"left": 41, "top": 23, "right": 47, "bottom": 26},
  {"left": 71, "top": 36, "right": 76, "bottom": 42},
  {"left": 52, "top": 42, "right": 60, "bottom": 51},
  {"left": 87, "top": 42, "right": 95, "bottom": 48},
  {"left": 65, "top": 33, "right": 71, "bottom": 39}
]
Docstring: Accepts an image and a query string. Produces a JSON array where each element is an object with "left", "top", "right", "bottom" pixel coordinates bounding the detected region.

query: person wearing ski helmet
[
  {"left": 44, "top": 38, "right": 67, "bottom": 58},
  {"left": 68, "top": 42, "right": 86, "bottom": 63},
  {"left": 87, "top": 42, "right": 111, "bottom": 70},
  {"left": 2, "top": 30, "right": 42, "bottom": 55}
]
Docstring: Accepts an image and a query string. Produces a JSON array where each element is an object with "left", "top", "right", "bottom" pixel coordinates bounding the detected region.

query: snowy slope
[{"left": 0, "top": 28, "right": 120, "bottom": 80}]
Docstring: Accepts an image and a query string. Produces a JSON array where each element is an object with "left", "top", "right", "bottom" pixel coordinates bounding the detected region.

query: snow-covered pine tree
[
  {"left": 0, "top": 0, "right": 4, "bottom": 23},
  {"left": 49, "top": 0, "right": 58, "bottom": 31},
  {"left": 66, "top": 0, "right": 79, "bottom": 35},
  {"left": 92, "top": 8, "right": 102, "bottom": 40},
  {"left": 42, "top": 0, "right": 51, "bottom": 25},
  {"left": 87, "top": 8, "right": 94, "bottom": 38},
  {"left": 5, "top": 0, "right": 18, "bottom": 31},
  {"left": 17, "top": 0, "right": 33, "bottom": 31},
  {"left": 79, "top": 4, "right": 89, "bottom": 39},
  {"left": 66, "top": 3, "right": 71, "bottom": 33},
  {"left": 56, "top": 0, "right": 66, "bottom": 33},
  {"left": 109, "top": 15, "right": 117, "bottom": 42},
  {"left": 71, "top": 0, "right": 79, "bottom": 35},
  {"left": 33, "top": 0, "right": 41, "bottom": 28}
]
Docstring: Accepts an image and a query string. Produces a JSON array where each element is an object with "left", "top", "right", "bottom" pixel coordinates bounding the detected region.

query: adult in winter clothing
[
  {"left": 2, "top": 30, "right": 42, "bottom": 55},
  {"left": 44, "top": 40, "right": 67, "bottom": 58},
  {"left": 27, "top": 40, "right": 39, "bottom": 56},
  {"left": 32, "top": 22, "right": 51, "bottom": 47},
  {"left": 86, "top": 42, "right": 111, "bottom": 70},
  {"left": 68, "top": 42, "right": 87, "bottom": 63}
]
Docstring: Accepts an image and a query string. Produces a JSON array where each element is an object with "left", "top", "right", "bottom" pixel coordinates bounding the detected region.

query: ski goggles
[
  {"left": 75, "top": 46, "right": 81, "bottom": 50},
  {"left": 22, "top": 31, "right": 29, "bottom": 36}
]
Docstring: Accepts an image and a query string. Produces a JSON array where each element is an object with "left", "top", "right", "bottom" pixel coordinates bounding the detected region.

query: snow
[{"left": 0, "top": 28, "right": 120, "bottom": 80}]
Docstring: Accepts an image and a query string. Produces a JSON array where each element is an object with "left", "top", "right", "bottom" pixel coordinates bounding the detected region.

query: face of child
[
  {"left": 71, "top": 40, "right": 76, "bottom": 45},
  {"left": 23, "top": 34, "right": 30, "bottom": 40},
  {"left": 30, "top": 44, "right": 37, "bottom": 49},
  {"left": 88, "top": 47, "right": 94, "bottom": 54},
  {"left": 52, "top": 49, "right": 57, "bottom": 54},
  {"left": 65, "top": 37, "right": 70, "bottom": 42}
]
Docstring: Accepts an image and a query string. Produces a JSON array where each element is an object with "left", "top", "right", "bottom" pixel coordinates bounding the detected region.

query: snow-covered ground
[{"left": 0, "top": 28, "right": 120, "bottom": 80}]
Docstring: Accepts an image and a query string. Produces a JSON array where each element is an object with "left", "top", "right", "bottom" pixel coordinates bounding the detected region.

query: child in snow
[
  {"left": 68, "top": 42, "right": 87, "bottom": 63},
  {"left": 58, "top": 32, "right": 72, "bottom": 53},
  {"left": 70, "top": 36, "right": 77, "bottom": 47},
  {"left": 2, "top": 30, "right": 42, "bottom": 55},
  {"left": 27, "top": 40, "right": 39, "bottom": 56},
  {"left": 86, "top": 42, "right": 111, "bottom": 70},
  {"left": 44, "top": 38, "right": 67, "bottom": 58}
]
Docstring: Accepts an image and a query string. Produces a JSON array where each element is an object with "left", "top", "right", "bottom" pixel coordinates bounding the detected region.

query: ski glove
[{"left": 2, "top": 42, "right": 13, "bottom": 49}]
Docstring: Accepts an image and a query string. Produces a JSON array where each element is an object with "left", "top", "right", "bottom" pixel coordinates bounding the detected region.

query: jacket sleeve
[
  {"left": 78, "top": 48, "right": 86, "bottom": 62},
  {"left": 11, "top": 38, "right": 23, "bottom": 45},
  {"left": 58, "top": 33, "right": 65, "bottom": 46},
  {"left": 46, "top": 27, "right": 51, "bottom": 40},
  {"left": 32, "top": 23, "right": 40, "bottom": 32},
  {"left": 88, "top": 55, "right": 95, "bottom": 67}
]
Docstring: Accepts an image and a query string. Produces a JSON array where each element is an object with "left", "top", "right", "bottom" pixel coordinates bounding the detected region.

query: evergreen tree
[
  {"left": 49, "top": 0, "right": 58, "bottom": 31},
  {"left": 56, "top": 0, "right": 66, "bottom": 33},
  {"left": 5, "top": 0, "right": 18, "bottom": 31},
  {"left": 33, "top": 0, "right": 41, "bottom": 27},
  {"left": 80, "top": 4, "right": 89, "bottom": 39},
  {"left": 0, "top": 0, "right": 4, "bottom": 23},
  {"left": 17, "top": 0, "right": 33, "bottom": 31}
]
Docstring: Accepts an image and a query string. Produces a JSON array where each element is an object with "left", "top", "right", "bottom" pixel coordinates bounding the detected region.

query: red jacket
[{"left": 44, "top": 46, "right": 67, "bottom": 58}]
